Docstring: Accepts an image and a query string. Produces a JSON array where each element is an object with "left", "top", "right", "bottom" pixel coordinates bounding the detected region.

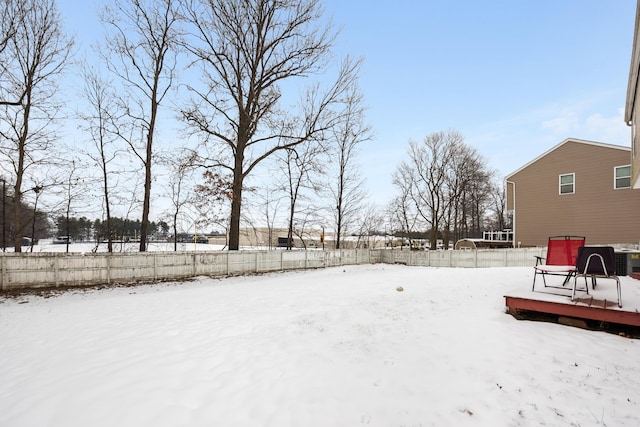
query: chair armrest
[{"left": 534, "top": 256, "right": 545, "bottom": 266}]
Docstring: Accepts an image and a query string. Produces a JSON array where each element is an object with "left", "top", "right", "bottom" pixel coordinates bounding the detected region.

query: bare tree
[
  {"left": 0, "top": 0, "right": 73, "bottom": 251},
  {"left": 259, "top": 187, "right": 283, "bottom": 250},
  {"left": 396, "top": 131, "right": 458, "bottom": 250},
  {"left": 442, "top": 143, "right": 492, "bottom": 244},
  {"left": 193, "top": 170, "right": 233, "bottom": 247},
  {"left": 394, "top": 130, "right": 493, "bottom": 250},
  {"left": 327, "top": 67, "right": 372, "bottom": 249},
  {"left": 278, "top": 141, "right": 324, "bottom": 249},
  {"left": 100, "top": 0, "right": 181, "bottom": 251},
  {"left": 0, "top": 0, "right": 27, "bottom": 106},
  {"left": 182, "top": 0, "right": 359, "bottom": 250},
  {"left": 0, "top": 0, "right": 18, "bottom": 55},
  {"left": 162, "top": 150, "right": 196, "bottom": 251},
  {"left": 61, "top": 160, "right": 82, "bottom": 253},
  {"left": 290, "top": 210, "right": 320, "bottom": 250},
  {"left": 27, "top": 183, "right": 42, "bottom": 252},
  {"left": 78, "top": 66, "right": 125, "bottom": 252},
  {"left": 488, "top": 179, "right": 511, "bottom": 232},
  {"left": 390, "top": 166, "right": 421, "bottom": 248},
  {"left": 354, "top": 203, "right": 383, "bottom": 249}
]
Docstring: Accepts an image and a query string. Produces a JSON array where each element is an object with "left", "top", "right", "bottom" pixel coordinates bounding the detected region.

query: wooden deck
[{"left": 505, "top": 276, "right": 640, "bottom": 337}]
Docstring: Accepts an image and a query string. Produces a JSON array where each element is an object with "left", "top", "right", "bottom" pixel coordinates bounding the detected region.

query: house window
[
  {"left": 615, "top": 165, "right": 631, "bottom": 189},
  {"left": 559, "top": 173, "right": 574, "bottom": 194}
]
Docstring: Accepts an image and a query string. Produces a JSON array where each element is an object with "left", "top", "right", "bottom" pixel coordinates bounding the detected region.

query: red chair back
[{"left": 545, "top": 236, "right": 585, "bottom": 266}]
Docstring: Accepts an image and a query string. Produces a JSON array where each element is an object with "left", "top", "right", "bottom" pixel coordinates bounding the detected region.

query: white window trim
[
  {"left": 614, "top": 165, "right": 631, "bottom": 189},
  {"left": 559, "top": 173, "right": 575, "bottom": 195}
]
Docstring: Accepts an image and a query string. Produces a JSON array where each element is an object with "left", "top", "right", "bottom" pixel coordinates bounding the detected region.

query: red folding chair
[{"left": 532, "top": 236, "right": 585, "bottom": 291}]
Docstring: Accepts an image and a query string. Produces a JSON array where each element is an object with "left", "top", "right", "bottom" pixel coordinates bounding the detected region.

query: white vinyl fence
[
  {"left": 0, "top": 248, "right": 545, "bottom": 291},
  {"left": 381, "top": 247, "right": 545, "bottom": 268}
]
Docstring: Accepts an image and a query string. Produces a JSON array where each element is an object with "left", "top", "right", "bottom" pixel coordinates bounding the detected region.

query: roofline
[
  {"left": 504, "top": 138, "right": 631, "bottom": 179},
  {"left": 625, "top": 0, "right": 640, "bottom": 124}
]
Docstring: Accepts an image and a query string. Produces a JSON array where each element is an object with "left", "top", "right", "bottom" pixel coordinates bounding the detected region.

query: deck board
[{"left": 505, "top": 277, "right": 640, "bottom": 336}]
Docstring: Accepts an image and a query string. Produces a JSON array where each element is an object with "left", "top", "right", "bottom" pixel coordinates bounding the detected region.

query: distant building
[{"left": 223, "top": 228, "right": 390, "bottom": 249}]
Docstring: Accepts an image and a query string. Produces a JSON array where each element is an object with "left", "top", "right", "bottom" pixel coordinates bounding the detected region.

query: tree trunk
[
  {"left": 139, "top": 125, "right": 153, "bottom": 252},
  {"left": 13, "top": 96, "right": 30, "bottom": 253},
  {"left": 228, "top": 154, "right": 244, "bottom": 251},
  {"left": 105, "top": 210, "right": 113, "bottom": 253},
  {"left": 103, "top": 162, "right": 113, "bottom": 253},
  {"left": 173, "top": 211, "right": 178, "bottom": 252},
  {"left": 336, "top": 182, "right": 343, "bottom": 250},
  {"left": 228, "top": 186, "right": 242, "bottom": 250},
  {"left": 12, "top": 187, "right": 22, "bottom": 252},
  {"left": 139, "top": 162, "right": 151, "bottom": 251}
]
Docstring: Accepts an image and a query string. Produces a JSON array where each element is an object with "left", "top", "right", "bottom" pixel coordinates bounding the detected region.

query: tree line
[
  {"left": 54, "top": 216, "right": 169, "bottom": 243},
  {"left": 0, "top": 184, "right": 49, "bottom": 250},
  {"left": 1, "top": 0, "right": 508, "bottom": 253},
  {"left": 390, "top": 130, "right": 509, "bottom": 250},
  {"left": 0, "top": 182, "right": 170, "bottom": 248}
]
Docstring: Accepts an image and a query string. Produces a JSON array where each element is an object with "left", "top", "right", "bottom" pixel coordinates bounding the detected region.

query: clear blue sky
[{"left": 58, "top": 0, "right": 637, "bottom": 209}]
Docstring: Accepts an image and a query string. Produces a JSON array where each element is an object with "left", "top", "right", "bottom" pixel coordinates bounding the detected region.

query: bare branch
[
  {"left": 0, "top": 0, "right": 73, "bottom": 251},
  {"left": 99, "top": 0, "right": 181, "bottom": 251},
  {"left": 182, "top": 0, "right": 353, "bottom": 250}
]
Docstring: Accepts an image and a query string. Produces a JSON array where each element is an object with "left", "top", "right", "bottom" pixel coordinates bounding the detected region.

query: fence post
[
  {"left": 153, "top": 253, "right": 158, "bottom": 282},
  {"left": 103, "top": 254, "right": 109, "bottom": 285},
  {"left": 54, "top": 254, "right": 60, "bottom": 287},
  {"left": 1, "top": 255, "right": 5, "bottom": 290}
]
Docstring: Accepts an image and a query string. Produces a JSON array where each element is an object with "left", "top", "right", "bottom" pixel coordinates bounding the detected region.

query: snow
[{"left": 1, "top": 264, "right": 639, "bottom": 426}]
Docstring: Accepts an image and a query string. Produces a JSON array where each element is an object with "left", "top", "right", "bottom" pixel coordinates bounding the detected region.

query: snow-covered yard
[{"left": 1, "top": 264, "right": 638, "bottom": 426}]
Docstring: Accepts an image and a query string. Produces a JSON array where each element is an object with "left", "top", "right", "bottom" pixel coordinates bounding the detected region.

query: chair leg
[
  {"left": 572, "top": 275, "right": 589, "bottom": 301},
  {"left": 572, "top": 276, "right": 582, "bottom": 300},
  {"left": 532, "top": 270, "right": 546, "bottom": 291}
]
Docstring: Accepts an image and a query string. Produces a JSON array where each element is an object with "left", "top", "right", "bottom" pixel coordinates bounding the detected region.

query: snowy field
[{"left": 1, "top": 264, "right": 639, "bottom": 426}]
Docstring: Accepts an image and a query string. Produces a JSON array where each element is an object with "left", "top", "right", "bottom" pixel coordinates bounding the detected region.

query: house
[
  {"left": 625, "top": 0, "right": 640, "bottom": 189},
  {"left": 505, "top": 138, "right": 640, "bottom": 247}
]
